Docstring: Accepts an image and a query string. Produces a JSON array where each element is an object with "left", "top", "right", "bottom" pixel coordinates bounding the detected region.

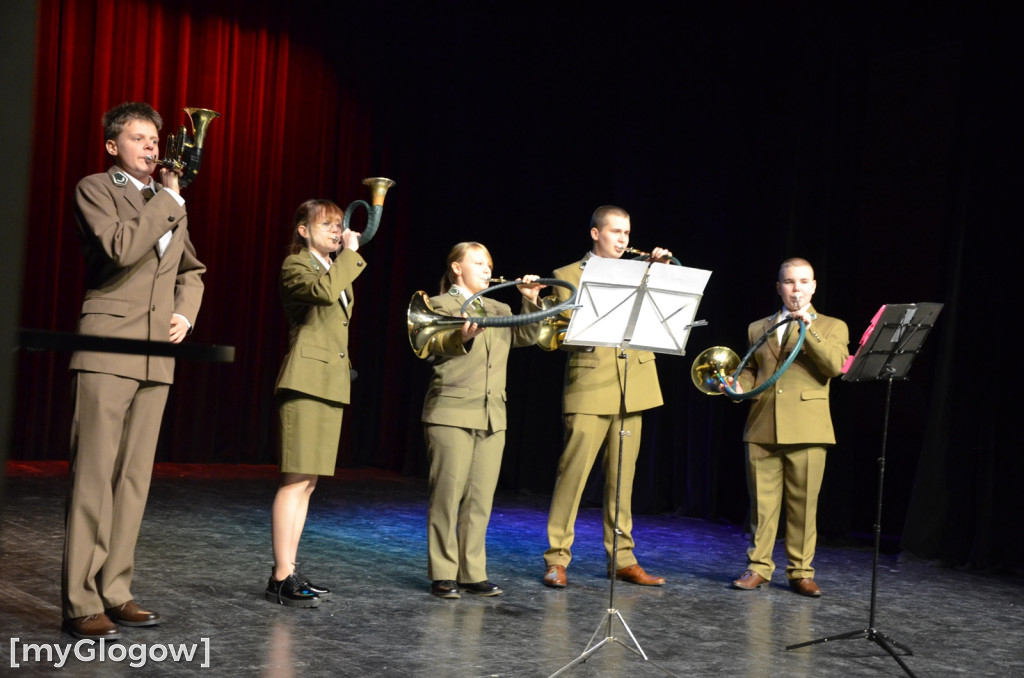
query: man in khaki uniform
[
  {"left": 728, "top": 257, "right": 848, "bottom": 597},
  {"left": 63, "top": 102, "right": 205, "bottom": 638},
  {"left": 542, "top": 205, "right": 672, "bottom": 589}
]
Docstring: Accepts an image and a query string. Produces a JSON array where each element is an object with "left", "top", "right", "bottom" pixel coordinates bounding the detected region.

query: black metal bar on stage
[{"left": 16, "top": 329, "right": 235, "bottom": 363}]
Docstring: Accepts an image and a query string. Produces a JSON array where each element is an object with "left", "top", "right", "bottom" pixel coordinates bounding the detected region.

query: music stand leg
[
  {"left": 785, "top": 378, "right": 916, "bottom": 678},
  {"left": 548, "top": 350, "right": 678, "bottom": 678}
]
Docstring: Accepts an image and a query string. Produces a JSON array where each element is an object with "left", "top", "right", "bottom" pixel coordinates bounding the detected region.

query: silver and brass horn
[
  {"left": 407, "top": 278, "right": 578, "bottom": 359},
  {"left": 149, "top": 107, "right": 221, "bottom": 188},
  {"left": 342, "top": 177, "right": 396, "bottom": 246}
]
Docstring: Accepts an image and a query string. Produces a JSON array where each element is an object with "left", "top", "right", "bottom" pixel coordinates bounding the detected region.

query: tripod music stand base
[
  {"left": 787, "top": 627, "right": 916, "bottom": 677},
  {"left": 549, "top": 608, "right": 678, "bottom": 678}
]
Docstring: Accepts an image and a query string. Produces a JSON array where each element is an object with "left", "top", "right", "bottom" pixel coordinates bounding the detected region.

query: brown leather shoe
[
  {"left": 105, "top": 600, "right": 161, "bottom": 627},
  {"left": 64, "top": 613, "right": 121, "bottom": 640},
  {"left": 614, "top": 564, "right": 665, "bottom": 586},
  {"left": 732, "top": 570, "right": 768, "bottom": 590},
  {"left": 543, "top": 564, "right": 567, "bottom": 588},
  {"left": 789, "top": 578, "right": 822, "bottom": 597}
]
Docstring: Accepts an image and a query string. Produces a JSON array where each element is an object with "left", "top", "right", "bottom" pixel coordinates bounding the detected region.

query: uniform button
[
  {"left": 777, "top": 389, "right": 783, "bottom": 394},
  {"left": 356, "top": 261, "right": 363, "bottom": 266},
  {"left": 151, "top": 305, "right": 156, "bottom": 312},
  {"left": 339, "top": 352, "right": 345, "bottom": 358},
  {"left": 343, "top": 321, "right": 348, "bottom": 326},
  {"left": 167, "top": 216, "right": 175, "bottom": 222}
]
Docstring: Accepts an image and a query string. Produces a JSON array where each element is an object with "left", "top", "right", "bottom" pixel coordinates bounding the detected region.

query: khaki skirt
[{"left": 277, "top": 390, "right": 344, "bottom": 476}]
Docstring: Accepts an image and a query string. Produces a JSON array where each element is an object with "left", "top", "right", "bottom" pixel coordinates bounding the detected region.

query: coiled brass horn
[
  {"left": 690, "top": 316, "right": 811, "bottom": 399},
  {"left": 407, "top": 278, "right": 578, "bottom": 358},
  {"left": 149, "top": 107, "right": 221, "bottom": 188},
  {"left": 342, "top": 177, "right": 395, "bottom": 246}
]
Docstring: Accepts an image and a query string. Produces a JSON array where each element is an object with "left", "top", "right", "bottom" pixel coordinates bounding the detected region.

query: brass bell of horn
[
  {"left": 536, "top": 295, "right": 570, "bottom": 351},
  {"left": 342, "top": 177, "right": 396, "bottom": 247},
  {"left": 407, "top": 291, "right": 474, "bottom": 359},
  {"left": 691, "top": 346, "right": 741, "bottom": 395}
]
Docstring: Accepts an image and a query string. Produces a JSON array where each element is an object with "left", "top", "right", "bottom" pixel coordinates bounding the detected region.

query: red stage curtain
[{"left": 14, "top": 0, "right": 391, "bottom": 465}]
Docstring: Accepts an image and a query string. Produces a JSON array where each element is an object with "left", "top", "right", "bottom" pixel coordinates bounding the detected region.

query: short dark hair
[
  {"left": 590, "top": 205, "right": 630, "bottom": 231},
  {"left": 102, "top": 102, "right": 163, "bottom": 141},
  {"left": 779, "top": 257, "right": 814, "bottom": 282}
]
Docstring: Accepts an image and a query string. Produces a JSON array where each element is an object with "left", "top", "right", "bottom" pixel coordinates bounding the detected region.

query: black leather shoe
[
  {"left": 265, "top": 573, "right": 320, "bottom": 608},
  {"left": 430, "top": 580, "right": 460, "bottom": 599},
  {"left": 295, "top": 573, "right": 332, "bottom": 601},
  {"left": 458, "top": 580, "right": 503, "bottom": 596}
]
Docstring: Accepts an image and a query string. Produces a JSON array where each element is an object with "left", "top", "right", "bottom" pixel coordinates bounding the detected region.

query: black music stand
[
  {"left": 785, "top": 302, "right": 943, "bottom": 678},
  {"left": 549, "top": 258, "right": 710, "bottom": 678}
]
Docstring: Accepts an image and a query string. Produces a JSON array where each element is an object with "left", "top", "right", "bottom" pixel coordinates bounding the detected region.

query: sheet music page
[{"left": 564, "top": 258, "right": 712, "bottom": 354}]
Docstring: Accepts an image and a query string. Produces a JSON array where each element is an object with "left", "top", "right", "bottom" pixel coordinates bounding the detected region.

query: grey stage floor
[{"left": 1, "top": 462, "right": 1022, "bottom": 677}]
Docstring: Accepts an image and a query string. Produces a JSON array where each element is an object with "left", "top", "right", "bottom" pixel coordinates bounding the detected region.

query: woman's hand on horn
[
  {"left": 460, "top": 315, "right": 485, "bottom": 343},
  {"left": 516, "top": 274, "right": 546, "bottom": 304}
]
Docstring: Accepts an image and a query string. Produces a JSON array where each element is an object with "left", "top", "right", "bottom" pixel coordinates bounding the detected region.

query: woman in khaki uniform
[
  {"left": 420, "top": 242, "right": 542, "bottom": 598},
  {"left": 266, "top": 199, "right": 366, "bottom": 608}
]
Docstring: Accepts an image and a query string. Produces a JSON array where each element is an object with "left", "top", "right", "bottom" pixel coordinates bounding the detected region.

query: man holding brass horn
[
  {"left": 62, "top": 102, "right": 205, "bottom": 639},
  {"left": 419, "top": 243, "right": 544, "bottom": 599},
  {"left": 542, "top": 205, "right": 671, "bottom": 589},
  {"left": 722, "top": 257, "right": 848, "bottom": 597}
]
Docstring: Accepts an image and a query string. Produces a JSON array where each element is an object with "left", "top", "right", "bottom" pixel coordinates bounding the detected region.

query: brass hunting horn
[
  {"left": 342, "top": 177, "right": 396, "bottom": 246},
  {"left": 149, "top": 107, "right": 221, "bottom": 188},
  {"left": 407, "top": 279, "right": 577, "bottom": 358},
  {"left": 690, "top": 315, "right": 813, "bottom": 399}
]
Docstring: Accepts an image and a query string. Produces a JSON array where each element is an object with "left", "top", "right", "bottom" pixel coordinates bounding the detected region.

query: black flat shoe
[
  {"left": 296, "top": 573, "right": 332, "bottom": 601},
  {"left": 265, "top": 573, "right": 320, "bottom": 608},
  {"left": 430, "top": 580, "right": 460, "bottom": 599},
  {"left": 458, "top": 580, "right": 503, "bottom": 596}
]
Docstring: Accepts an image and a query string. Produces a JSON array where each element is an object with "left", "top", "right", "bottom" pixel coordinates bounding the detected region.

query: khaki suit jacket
[
  {"left": 275, "top": 247, "right": 365, "bottom": 404},
  {"left": 738, "top": 305, "right": 849, "bottom": 445},
  {"left": 553, "top": 257, "right": 663, "bottom": 415},
  {"left": 421, "top": 290, "right": 540, "bottom": 432},
  {"left": 69, "top": 167, "right": 205, "bottom": 384}
]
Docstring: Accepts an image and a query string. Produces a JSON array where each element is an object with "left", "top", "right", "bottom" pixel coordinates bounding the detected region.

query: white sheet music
[{"left": 564, "top": 258, "right": 712, "bottom": 355}]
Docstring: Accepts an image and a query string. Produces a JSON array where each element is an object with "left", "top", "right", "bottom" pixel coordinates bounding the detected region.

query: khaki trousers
[
  {"left": 63, "top": 372, "right": 168, "bottom": 618},
  {"left": 544, "top": 412, "right": 642, "bottom": 570},
  {"left": 745, "top": 442, "right": 826, "bottom": 580},
  {"left": 425, "top": 424, "right": 504, "bottom": 582}
]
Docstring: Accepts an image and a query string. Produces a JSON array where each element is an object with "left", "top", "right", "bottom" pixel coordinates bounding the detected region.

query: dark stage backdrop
[{"left": 12, "top": 1, "right": 1022, "bottom": 572}]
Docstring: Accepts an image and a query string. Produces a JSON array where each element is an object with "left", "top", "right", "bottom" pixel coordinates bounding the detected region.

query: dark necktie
[
  {"left": 140, "top": 187, "right": 155, "bottom": 202},
  {"left": 781, "top": 317, "right": 795, "bottom": 346}
]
